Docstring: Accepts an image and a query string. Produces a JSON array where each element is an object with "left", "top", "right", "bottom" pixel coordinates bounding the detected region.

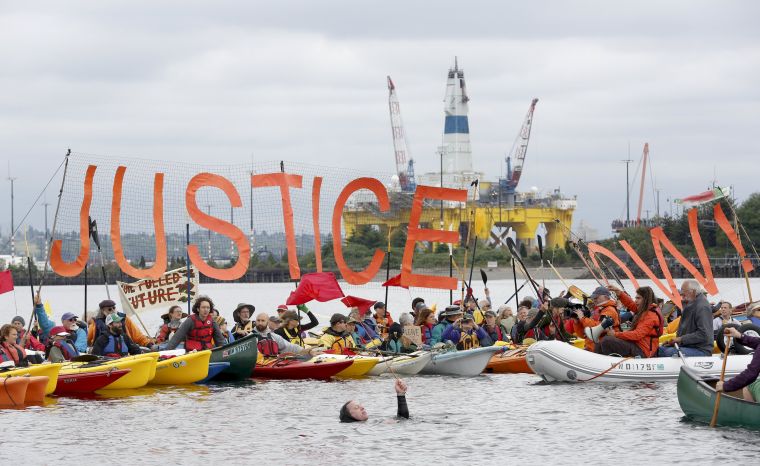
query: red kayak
[
  {"left": 55, "top": 369, "right": 131, "bottom": 395},
  {"left": 253, "top": 358, "right": 352, "bottom": 380}
]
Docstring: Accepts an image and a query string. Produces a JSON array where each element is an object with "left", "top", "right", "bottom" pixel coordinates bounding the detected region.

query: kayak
[
  {"left": 254, "top": 358, "right": 352, "bottom": 380},
  {"left": 309, "top": 354, "right": 379, "bottom": 377},
  {"left": 0, "top": 364, "right": 62, "bottom": 395},
  {"left": 150, "top": 350, "right": 211, "bottom": 385},
  {"left": 0, "top": 377, "right": 29, "bottom": 406},
  {"left": 61, "top": 354, "right": 158, "bottom": 389},
  {"left": 55, "top": 369, "right": 131, "bottom": 395},
  {"left": 209, "top": 333, "right": 258, "bottom": 380},
  {"left": 367, "top": 352, "right": 434, "bottom": 376},
  {"left": 677, "top": 366, "right": 760, "bottom": 429},
  {"left": 197, "top": 362, "right": 230, "bottom": 384},
  {"left": 485, "top": 347, "right": 533, "bottom": 374},
  {"left": 526, "top": 340, "right": 753, "bottom": 383},
  {"left": 420, "top": 346, "right": 503, "bottom": 376},
  {"left": 24, "top": 376, "right": 49, "bottom": 403}
]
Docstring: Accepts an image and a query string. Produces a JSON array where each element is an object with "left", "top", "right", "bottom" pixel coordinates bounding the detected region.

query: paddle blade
[
  {"left": 537, "top": 235, "right": 544, "bottom": 259},
  {"left": 506, "top": 237, "right": 519, "bottom": 258},
  {"left": 480, "top": 269, "right": 488, "bottom": 285},
  {"left": 567, "top": 285, "right": 588, "bottom": 301}
]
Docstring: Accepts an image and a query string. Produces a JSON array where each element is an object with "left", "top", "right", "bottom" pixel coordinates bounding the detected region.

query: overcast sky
[{"left": 1, "top": 0, "right": 758, "bottom": 239}]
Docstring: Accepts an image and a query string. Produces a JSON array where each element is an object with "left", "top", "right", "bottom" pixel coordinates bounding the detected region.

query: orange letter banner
[
  {"left": 186, "top": 173, "right": 250, "bottom": 280},
  {"left": 252, "top": 173, "right": 303, "bottom": 280},
  {"left": 714, "top": 203, "right": 755, "bottom": 273},
  {"left": 50, "top": 164, "right": 96, "bottom": 277},
  {"left": 586, "top": 243, "right": 641, "bottom": 291},
  {"left": 111, "top": 166, "right": 168, "bottom": 280},
  {"left": 332, "top": 178, "right": 389, "bottom": 285},
  {"left": 401, "top": 186, "right": 467, "bottom": 289}
]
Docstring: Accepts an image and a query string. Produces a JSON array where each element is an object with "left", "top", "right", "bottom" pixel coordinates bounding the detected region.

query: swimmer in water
[{"left": 339, "top": 379, "right": 409, "bottom": 422}]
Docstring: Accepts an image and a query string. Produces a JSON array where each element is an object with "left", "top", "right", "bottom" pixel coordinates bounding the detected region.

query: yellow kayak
[
  {"left": 310, "top": 354, "right": 379, "bottom": 377},
  {"left": 149, "top": 351, "right": 211, "bottom": 385},
  {"left": 61, "top": 354, "right": 158, "bottom": 390},
  {"left": 0, "top": 363, "right": 62, "bottom": 395}
]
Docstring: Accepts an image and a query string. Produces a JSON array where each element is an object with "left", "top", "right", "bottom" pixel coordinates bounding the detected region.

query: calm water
[{"left": 1, "top": 279, "right": 758, "bottom": 464}]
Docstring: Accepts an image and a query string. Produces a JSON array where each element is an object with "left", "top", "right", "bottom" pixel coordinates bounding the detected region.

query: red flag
[
  {"left": 286, "top": 272, "right": 345, "bottom": 305},
  {"left": 0, "top": 270, "right": 14, "bottom": 295},
  {"left": 381, "top": 273, "right": 409, "bottom": 289},
  {"left": 340, "top": 295, "right": 376, "bottom": 314}
]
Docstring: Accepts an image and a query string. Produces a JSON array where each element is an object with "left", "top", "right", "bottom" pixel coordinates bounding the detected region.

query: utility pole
[{"left": 8, "top": 165, "right": 16, "bottom": 260}]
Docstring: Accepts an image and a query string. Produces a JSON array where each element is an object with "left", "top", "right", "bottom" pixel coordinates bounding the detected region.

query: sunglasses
[{"left": 66, "top": 318, "right": 78, "bottom": 322}]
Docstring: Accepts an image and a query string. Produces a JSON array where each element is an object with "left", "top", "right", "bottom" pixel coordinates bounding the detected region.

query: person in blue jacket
[
  {"left": 441, "top": 314, "right": 492, "bottom": 350},
  {"left": 430, "top": 306, "right": 463, "bottom": 345},
  {"left": 33, "top": 293, "right": 88, "bottom": 352}
]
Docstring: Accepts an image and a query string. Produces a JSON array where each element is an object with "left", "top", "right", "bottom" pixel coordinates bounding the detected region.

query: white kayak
[
  {"left": 366, "top": 352, "right": 434, "bottom": 376},
  {"left": 526, "top": 340, "right": 753, "bottom": 383},
  {"left": 419, "top": 346, "right": 502, "bottom": 376}
]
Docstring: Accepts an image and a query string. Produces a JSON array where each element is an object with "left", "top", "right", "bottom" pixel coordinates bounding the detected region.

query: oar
[
  {"left": 537, "top": 235, "right": 546, "bottom": 289},
  {"left": 503, "top": 280, "right": 528, "bottom": 305},
  {"left": 710, "top": 336, "right": 732, "bottom": 427}
]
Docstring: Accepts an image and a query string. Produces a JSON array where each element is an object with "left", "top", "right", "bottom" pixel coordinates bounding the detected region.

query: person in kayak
[
  {"left": 162, "top": 296, "right": 227, "bottom": 351},
  {"left": 658, "top": 280, "right": 714, "bottom": 357},
  {"left": 430, "top": 306, "right": 463, "bottom": 345},
  {"left": 319, "top": 314, "right": 357, "bottom": 353},
  {"left": 373, "top": 302, "right": 393, "bottom": 338},
  {"left": 348, "top": 309, "right": 382, "bottom": 348},
  {"left": 414, "top": 308, "right": 436, "bottom": 346},
  {"left": 268, "top": 315, "right": 282, "bottom": 332},
  {"left": 231, "top": 303, "right": 255, "bottom": 339},
  {"left": 597, "top": 285, "right": 664, "bottom": 358},
  {"left": 497, "top": 305, "right": 516, "bottom": 335},
  {"left": 156, "top": 305, "right": 187, "bottom": 347},
  {"left": 746, "top": 301, "right": 760, "bottom": 326},
  {"left": 31, "top": 293, "right": 88, "bottom": 352},
  {"left": 92, "top": 314, "right": 142, "bottom": 357},
  {"left": 382, "top": 319, "right": 417, "bottom": 354},
  {"left": 46, "top": 326, "right": 80, "bottom": 362},
  {"left": 510, "top": 306, "right": 530, "bottom": 342},
  {"left": 717, "top": 326, "right": 760, "bottom": 402},
  {"left": 10, "top": 316, "right": 44, "bottom": 351},
  {"left": 482, "top": 310, "right": 509, "bottom": 345},
  {"left": 0, "top": 324, "right": 29, "bottom": 366},
  {"left": 712, "top": 301, "right": 737, "bottom": 335},
  {"left": 571, "top": 286, "right": 621, "bottom": 351},
  {"left": 340, "top": 379, "right": 409, "bottom": 423},
  {"left": 275, "top": 306, "right": 319, "bottom": 345},
  {"left": 216, "top": 317, "right": 234, "bottom": 344},
  {"left": 442, "top": 314, "right": 491, "bottom": 350},
  {"left": 252, "top": 312, "right": 321, "bottom": 359},
  {"left": 87, "top": 299, "right": 153, "bottom": 348}
]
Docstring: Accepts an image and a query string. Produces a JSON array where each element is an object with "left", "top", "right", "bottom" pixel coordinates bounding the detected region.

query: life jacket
[
  {"left": 102, "top": 333, "right": 129, "bottom": 357},
  {"left": 186, "top": 314, "right": 215, "bottom": 351},
  {"left": 232, "top": 320, "right": 253, "bottom": 336},
  {"left": 420, "top": 324, "right": 433, "bottom": 344},
  {"left": 323, "top": 328, "right": 355, "bottom": 354},
  {"left": 0, "top": 342, "right": 25, "bottom": 365},
  {"left": 374, "top": 313, "right": 393, "bottom": 335},
  {"left": 641, "top": 304, "right": 665, "bottom": 353},
  {"left": 156, "top": 324, "right": 176, "bottom": 344},
  {"left": 52, "top": 339, "right": 79, "bottom": 360},
  {"left": 256, "top": 333, "right": 280, "bottom": 357},
  {"left": 278, "top": 326, "right": 302, "bottom": 345},
  {"left": 457, "top": 330, "right": 480, "bottom": 350}
]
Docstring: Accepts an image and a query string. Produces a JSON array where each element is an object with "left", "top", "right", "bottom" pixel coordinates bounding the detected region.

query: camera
[{"left": 563, "top": 303, "right": 590, "bottom": 319}]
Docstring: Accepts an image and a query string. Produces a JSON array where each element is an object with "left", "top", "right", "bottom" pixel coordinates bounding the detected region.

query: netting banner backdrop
[{"left": 49, "top": 153, "right": 471, "bottom": 300}]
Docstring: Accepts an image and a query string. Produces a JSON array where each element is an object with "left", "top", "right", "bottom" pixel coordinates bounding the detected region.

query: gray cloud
[{"left": 0, "top": 0, "right": 758, "bottom": 239}]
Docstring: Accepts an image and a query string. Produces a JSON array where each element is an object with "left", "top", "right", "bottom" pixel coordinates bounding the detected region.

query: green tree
[
  {"left": 347, "top": 225, "right": 383, "bottom": 250},
  {"left": 390, "top": 227, "right": 407, "bottom": 248}
]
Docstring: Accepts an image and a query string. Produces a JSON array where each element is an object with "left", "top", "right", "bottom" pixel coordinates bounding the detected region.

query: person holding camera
[
  {"left": 571, "top": 286, "right": 621, "bottom": 351},
  {"left": 441, "top": 314, "right": 491, "bottom": 350},
  {"left": 596, "top": 285, "right": 664, "bottom": 357}
]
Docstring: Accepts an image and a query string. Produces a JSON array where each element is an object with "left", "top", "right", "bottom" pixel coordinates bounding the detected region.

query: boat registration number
[{"left": 612, "top": 363, "right": 666, "bottom": 371}]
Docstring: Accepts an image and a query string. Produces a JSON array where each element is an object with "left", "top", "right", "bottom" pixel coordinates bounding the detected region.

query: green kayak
[
  {"left": 209, "top": 333, "right": 258, "bottom": 380},
  {"left": 677, "top": 366, "right": 760, "bottom": 429}
]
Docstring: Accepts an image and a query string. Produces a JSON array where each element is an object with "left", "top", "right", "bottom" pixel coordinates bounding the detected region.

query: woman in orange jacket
[
  {"left": 572, "top": 286, "right": 621, "bottom": 352},
  {"left": 596, "top": 285, "right": 663, "bottom": 358}
]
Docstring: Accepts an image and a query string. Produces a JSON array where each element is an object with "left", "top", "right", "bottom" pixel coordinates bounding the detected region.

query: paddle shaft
[
  {"left": 710, "top": 336, "right": 732, "bottom": 427},
  {"left": 511, "top": 257, "right": 519, "bottom": 308}
]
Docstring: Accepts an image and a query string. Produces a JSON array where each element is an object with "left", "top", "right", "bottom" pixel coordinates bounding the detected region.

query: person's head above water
[{"left": 339, "top": 400, "right": 368, "bottom": 423}]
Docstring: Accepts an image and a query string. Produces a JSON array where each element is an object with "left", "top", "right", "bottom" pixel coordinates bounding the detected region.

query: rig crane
[
  {"left": 500, "top": 98, "right": 539, "bottom": 203},
  {"left": 387, "top": 76, "right": 416, "bottom": 192}
]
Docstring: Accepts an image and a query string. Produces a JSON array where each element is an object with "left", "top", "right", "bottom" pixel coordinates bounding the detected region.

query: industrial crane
[
  {"left": 387, "top": 76, "right": 416, "bottom": 192},
  {"left": 501, "top": 98, "right": 539, "bottom": 200}
]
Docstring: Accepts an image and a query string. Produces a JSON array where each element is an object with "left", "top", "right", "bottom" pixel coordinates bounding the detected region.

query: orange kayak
[
  {"left": 24, "top": 376, "right": 49, "bottom": 403},
  {"left": 0, "top": 377, "right": 30, "bottom": 406},
  {"left": 484, "top": 348, "right": 533, "bottom": 374}
]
